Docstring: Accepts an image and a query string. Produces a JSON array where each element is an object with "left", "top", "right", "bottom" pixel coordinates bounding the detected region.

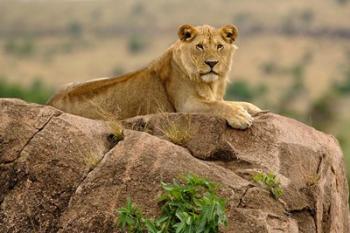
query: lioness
[{"left": 48, "top": 24, "right": 261, "bottom": 129}]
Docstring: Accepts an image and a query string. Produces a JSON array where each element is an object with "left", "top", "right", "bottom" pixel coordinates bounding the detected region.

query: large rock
[{"left": 0, "top": 98, "right": 349, "bottom": 233}]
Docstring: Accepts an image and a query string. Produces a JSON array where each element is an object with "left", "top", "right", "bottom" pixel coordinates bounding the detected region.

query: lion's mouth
[{"left": 200, "top": 70, "right": 219, "bottom": 76}]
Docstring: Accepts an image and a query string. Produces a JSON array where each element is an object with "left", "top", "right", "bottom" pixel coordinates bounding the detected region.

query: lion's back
[{"left": 48, "top": 69, "right": 175, "bottom": 120}]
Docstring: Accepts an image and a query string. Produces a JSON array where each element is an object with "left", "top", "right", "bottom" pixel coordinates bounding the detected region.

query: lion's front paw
[
  {"left": 237, "top": 102, "right": 262, "bottom": 115},
  {"left": 226, "top": 106, "right": 253, "bottom": 130}
]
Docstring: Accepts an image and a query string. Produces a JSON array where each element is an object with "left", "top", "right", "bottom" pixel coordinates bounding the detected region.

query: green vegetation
[
  {"left": 67, "top": 21, "right": 83, "bottom": 38},
  {"left": 308, "top": 91, "right": 339, "bottom": 130},
  {"left": 162, "top": 118, "right": 192, "bottom": 145},
  {"left": 118, "top": 198, "right": 145, "bottom": 233},
  {"left": 252, "top": 171, "right": 284, "bottom": 199},
  {"left": 0, "top": 77, "right": 53, "bottom": 104},
  {"left": 109, "top": 121, "right": 124, "bottom": 143},
  {"left": 226, "top": 80, "right": 254, "bottom": 101},
  {"left": 334, "top": 66, "right": 350, "bottom": 94},
  {"left": 128, "top": 34, "right": 147, "bottom": 54},
  {"left": 335, "top": 0, "right": 349, "bottom": 5},
  {"left": 111, "top": 66, "right": 125, "bottom": 76},
  {"left": 225, "top": 80, "right": 267, "bottom": 102},
  {"left": 261, "top": 61, "right": 279, "bottom": 75},
  {"left": 4, "top": 38, "right": 36, "bottom": 57},
  {"left": 117, "top": 174, "right": 227, "bottom": 233}
]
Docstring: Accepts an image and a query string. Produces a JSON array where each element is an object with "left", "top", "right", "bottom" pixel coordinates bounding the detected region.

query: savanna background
[{"left": 1, "top": 0, "right": 350, "bottom": 190}]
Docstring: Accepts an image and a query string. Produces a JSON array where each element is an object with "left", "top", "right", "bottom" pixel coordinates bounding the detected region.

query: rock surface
[{"left": 0, "top": 98, "right": 349, "bottom": 233}]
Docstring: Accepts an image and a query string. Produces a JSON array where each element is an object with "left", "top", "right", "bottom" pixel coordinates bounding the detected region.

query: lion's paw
[
  {"left": 226, "top": 106, "right": 253, "bottom": 129},
  {"left": 237, "top": 102, "right": 262, "bottom": 115}
]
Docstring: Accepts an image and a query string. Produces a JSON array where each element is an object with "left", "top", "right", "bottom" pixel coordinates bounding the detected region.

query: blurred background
[{"left": 0, "top": 0, "right": 350, "bottom": 187}]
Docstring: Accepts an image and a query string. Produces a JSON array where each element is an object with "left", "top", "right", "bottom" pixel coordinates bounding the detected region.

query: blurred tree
[
  {"left": 225, "top": 80, "right": 267, "bottom": 103},
  {"left": 334, "top": 66, "right": 350, "bottom": 94},
  {"left": 308, "top": 91, "right": 339, "bottom": 131},
  {"left": 67, "top": 21, "right": 83, "bottom": 38},
  {"left": 4, "top": 38, "right": 35, "bottom": 57},
  {"left": 225, "top": 80, "right": 254, "bottom": 101},
  {"left": 128, "top": 34, "right": 147, "bottom": 54},
  {"left": 0, "top": 76, "right": 53, "bottom": 104},
  {"left": 260, "top": 61, "right": 279, "bottom": 75},
  {"left": 131, "top": 2, "right": 145, "bottom": 15},
  {"left": 335, "top": 0, "right": 349, "bottom": 5},
  {"left": 300, "top": 9, "right": 314, "bottom": 27}
]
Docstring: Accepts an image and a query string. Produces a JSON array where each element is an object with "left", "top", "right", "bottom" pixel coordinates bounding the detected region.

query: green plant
[
  {"left": 67, "top": 21, "right": 83, "bottom": 38},
  {"left": 109, "top": 121, "right": 124, "bottom": 143},
  {"left": 4, "top": 38, "right": 36, "bottom": 57},
  {"left": 225, "top": 80, "right": 254, "bottom": 101},
  {"left": 162, "top": 121, "right": 191, "bottom": 145},
  {"left": 252, "top": 171, "right": 284, "bottom": 199},
  {"left": 334, "top": 65, "right": 350, "bottom": 95},
  {"left": 0, "top": 77, "right": 53, "bottom": 104},
  {"left": 128, "top": 34, "right": 147, "bottom": 54},
  {"left": 118, "top": 198, "right": 145, "bottom": 233},
  {"left": 260, "top": 61, "right": 279, "bottom": 75},
  {"left": 308, "top": 91, "right": 339, "bottom": 131},
  {"left": 116, "top": 174, "right": 228, "bottom": 233}
]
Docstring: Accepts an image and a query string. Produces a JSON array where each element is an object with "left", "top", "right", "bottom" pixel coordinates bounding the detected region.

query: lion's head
[{"left": 172, "top": 24, "right": 238, "bottom": 83}]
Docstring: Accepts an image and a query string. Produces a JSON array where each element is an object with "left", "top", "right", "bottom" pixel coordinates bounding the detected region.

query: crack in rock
[{"left": 1, "top": 112, "right": 62, "bottom": 165}]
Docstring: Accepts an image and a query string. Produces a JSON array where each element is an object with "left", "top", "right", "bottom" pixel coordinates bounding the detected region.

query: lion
[{"left": 48, "top": 24, "right": 261, "bottom": 129}]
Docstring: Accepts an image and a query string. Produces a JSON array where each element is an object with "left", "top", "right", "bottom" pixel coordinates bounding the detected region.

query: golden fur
[{"left": 48, "top": 24, "right": 261, "bottom": 129}]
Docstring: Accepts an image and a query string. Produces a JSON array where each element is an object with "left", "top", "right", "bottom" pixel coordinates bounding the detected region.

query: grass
[
  {"left": 109, "top": 121, "right": 124, "bottom": 143},
  {"left": 252, "top": 171, "right": 284, "bottom": 199},
  {"left": 86, "top": 99, "right": 124, "bottom": 144},
  {"left": 84, "top": 153, "right": 100, "bottom": 171},
  {"left": 161, "top": 115, "right": 192, "bottom": 145},
  {"left": 118, "top": 198, "right": 145, "bottom": 233},
  {"left": 116, "top": 174, "right": 227, "bottom": 233}
]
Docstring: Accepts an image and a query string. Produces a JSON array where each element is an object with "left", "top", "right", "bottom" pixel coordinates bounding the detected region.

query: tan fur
[{"left": 48, "top": 24, "right": 261, "bottom": 129}]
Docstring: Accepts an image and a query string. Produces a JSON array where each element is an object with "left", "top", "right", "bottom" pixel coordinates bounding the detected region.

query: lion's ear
[
  {"left": 220, "top": 24, "right": 238, "bottom": 43},
  {"left": 177, "top": 24, "right": 197, "bottom": 42}
]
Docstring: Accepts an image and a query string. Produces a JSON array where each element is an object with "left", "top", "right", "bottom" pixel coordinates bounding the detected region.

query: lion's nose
[{"left": 205, "top": 60, "right": 219, "bottom": 68}]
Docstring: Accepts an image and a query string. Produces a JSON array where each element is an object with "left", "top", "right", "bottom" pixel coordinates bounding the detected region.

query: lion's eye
[
  {"left": 196, "top": 44, "right": 204, "bottom": 50},
  {"left": 217, "top": 44, "right": 224, "bottom": 50}
]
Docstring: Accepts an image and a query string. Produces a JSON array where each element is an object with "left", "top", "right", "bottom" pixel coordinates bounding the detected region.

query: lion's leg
[
  {"left": 231, "top": 101, "right": 262, "bottom": 115},
  {"left": 178, "top": 100, "right": 253, "bottom": 129}
]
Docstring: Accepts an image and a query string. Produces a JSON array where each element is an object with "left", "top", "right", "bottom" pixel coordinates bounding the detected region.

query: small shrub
[
  {"left": 118, "top": 198, "right": 145, "bottom": 233},
  {"left": 0, "top": 77, "right": 53, "bottom": 104},
  {"left": 162, "top": 122, "right": 191, "bottom": 145},
  {"left": 128, "top": 34, "right": 147, "bottom": 54},
  {"left": 334, "top": 66, "right": 350, "bottom": 94},
  {"left": 4, "top": 38, "right": 36, "bottom": 57},
  {"left": 252, "top": 171, "right": 284, "bottom": 199},
  {"left": 109, "top": 121, "right": 124, "bottom": 143},
  {"left": 131, "top": 2, "right": 145, "bottom": 15},
  {"left": 225, "top": 80, "right": 254, "bottom": 101},
  {"left": 300, "top": 9, "right": 314, "bottom": 26},
  {"left": 233, "top": 12, "right": 251, "bottom": 27},
  {"left": 260, "top": 61, "right": 279, "bottom": 75},
  {"left": 281, "top": 15, "right": 296, "bottom": 35},
  {"left": 67, "top": 21, "right": 83, "bottom": 38},
  {"left": 116, "top": 174, "right": 228, "bottom": 233},
  {"left": 290, "top": 64, "right": 305, "bottom": 80},
  {"left": 308, "top": 91, "right": 339, "bottom": 131},
  {"left": 335, "top": 0, "right": 349, "bottom": 5}
]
